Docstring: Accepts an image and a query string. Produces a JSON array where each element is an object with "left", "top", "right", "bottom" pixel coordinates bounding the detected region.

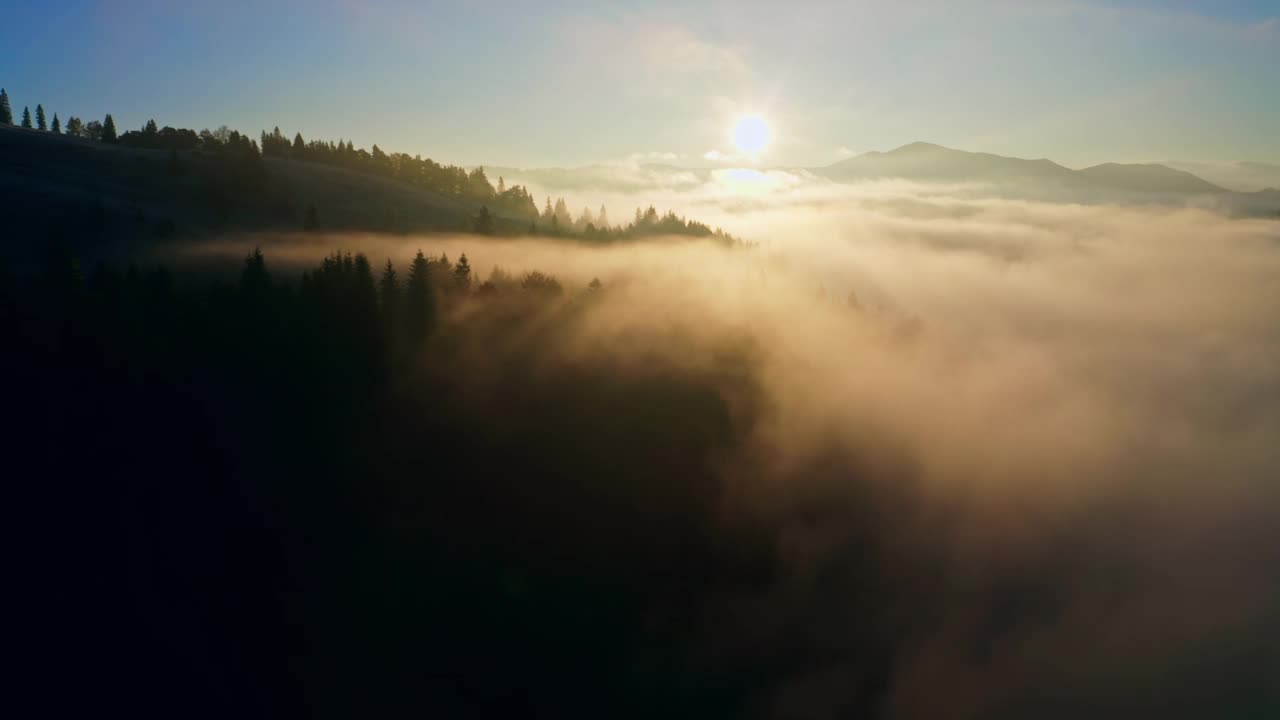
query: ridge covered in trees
[{"left": 0, "top": 84, "right": 738, "bottom": 244}]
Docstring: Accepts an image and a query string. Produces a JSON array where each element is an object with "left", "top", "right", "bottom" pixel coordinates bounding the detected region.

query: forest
[
  {"left": 4, "top": 241, "right": 793, "bottom": 717},
  {"left": 0, "top": 86, "right": 736, "bottom": 245}
]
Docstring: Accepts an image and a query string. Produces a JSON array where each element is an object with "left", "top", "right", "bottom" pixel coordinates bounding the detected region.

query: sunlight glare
[{"left": 731, "top": 115, "right": 771, "bottom": 156}]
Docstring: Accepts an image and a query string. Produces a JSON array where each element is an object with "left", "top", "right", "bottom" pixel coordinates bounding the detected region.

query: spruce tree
[
  {"left": 0, "top": 88, "right": 11, "bottom": 124},
  {"left": 36, "top": 104, "right": 46, "bottom": 130},
  {"left": 102, "top": 114, "right": 117, "bottom": 142},
  {"left": 453, "top": 253, "right": 472, "bottom": 290},
  {"left": 379, "top": 258, "right": 400, "bottom": 312},
  {"left": 239, "top": 247, "right": 272, "bottom": 307},
  {"left": 21, "top": 106, "right": 32, "bottom": 128},
  {"left": 51, "top": 113, "right": 60, "bottom": 134},
  {"left": 405, "top": 250, "right": 435, "bottom": 340}
]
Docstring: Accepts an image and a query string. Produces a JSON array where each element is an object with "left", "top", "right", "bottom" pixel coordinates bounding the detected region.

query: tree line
[
  {"left": 2, "top": 84, "right": 738, "bottom": 244},
  {"left": 1, "top": 86, "right": 114, "bottom": 141}
]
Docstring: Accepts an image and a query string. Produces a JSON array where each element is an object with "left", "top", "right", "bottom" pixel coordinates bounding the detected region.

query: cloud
[
  {"left": 556, "top": 16, "right": 753, "bottom": 90},
  {"left": 174, "top": 185, "right": 1280, "bottom": 715},
  {"left": 628, "top": 151, "right": 680, "bottom": 163}
]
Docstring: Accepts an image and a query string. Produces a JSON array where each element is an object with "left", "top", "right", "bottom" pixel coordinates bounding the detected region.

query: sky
[{"left": 2, "top": 0, "right": 1277, "bottom": 169}]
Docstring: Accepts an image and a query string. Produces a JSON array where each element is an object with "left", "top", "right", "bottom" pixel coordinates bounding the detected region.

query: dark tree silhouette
[
  {"left": 50, "top": 113, "right": 60, "bottom": 134},
  {"left": 64, "top": 116, "right": 82, "bottom": 137},
  {"left": 0, "top": 88, "right": 11, "bottom": 124},
  {"left": 472, "top": 206, "right": 494, "bottom": 235},
  {"left": 102, "top": 113, "right": 118, "bottom": 143},
  {"left": 36, "top": 104, "right": 46, "bottom": 130},
  {"left": 21, "top": 106, "right": 32, "bottom": 128},
  {"left": 453, "top": 253, "right": 472, "bottom": 291},
  {"left": 239, "top": 247, "right": 271, "bottom": 301},
  {"left": 379, "top": 258, "right": 399, "bottom": 316},
  {"left": 404, "top": 249, "right": 435, "bottom": 340}
]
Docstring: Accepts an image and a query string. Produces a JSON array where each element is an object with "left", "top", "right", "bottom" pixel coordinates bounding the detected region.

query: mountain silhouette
[{"left": 816, "top": 142, "right": 1228, "bottom": 194}]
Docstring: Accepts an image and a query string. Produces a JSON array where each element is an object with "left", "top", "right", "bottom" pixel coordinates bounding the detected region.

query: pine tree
[
  {"left": 239, "top": 247, "right": 272, "bottom": 300},
  {"left": 353, "top": 253, "right": 377, "bottom": 316},
  {"left": 21, "top": 106, "right": 32, "bottom": 128},
  {"left": 51, "top": 113, "right": 61, "bottom": 134},
  {"left": 36, "top": 104, "right": 46, "bottom": 130},
  {"left": 405, "top": 250, "right": 435, "bottom": 340},
  {"left": 379, "top": 258, "right": 400, "bottom": 311},
  {"left": 453, "top": 253, "right": 472, "bottom": 291},
  {"left": 102, "top": 114, "right": 117, "bottom": 142},
  {"left": 0, "top": 88, "right": 11, "bottom": 124},
  {"left": 598, "top": 204, "right": 609, "bottom": 229},
  {"left": 293, "top": 132, "right": 304, "bottom": 155},
  {"left": 65, "top": 116, "right": 83, "bottom": 137},
  {"left": 472, "top": 206, "right": 494, "bottom": 235}
]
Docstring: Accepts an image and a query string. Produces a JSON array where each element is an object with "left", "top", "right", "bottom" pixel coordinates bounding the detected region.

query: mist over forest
[{"left": 5, "top": 22, "right": 1280, "bottom": 716}]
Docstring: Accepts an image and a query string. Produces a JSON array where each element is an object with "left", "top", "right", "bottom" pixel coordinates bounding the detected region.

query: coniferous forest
[
  {"left": 6, "top": 244, "right": 779, "bottom": 717},
  {"left": 0, "top": 86, "right": 736, "bottom": 249}
]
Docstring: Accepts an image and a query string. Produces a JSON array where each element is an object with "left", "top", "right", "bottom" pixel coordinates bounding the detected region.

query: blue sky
[{"left": 2, "top": 0, "right": 1276, "bottom": 167}]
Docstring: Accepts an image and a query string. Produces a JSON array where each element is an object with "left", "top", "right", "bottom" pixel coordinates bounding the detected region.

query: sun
[{"left": 730, "top": 114, "right": 771, "bottom": 156}]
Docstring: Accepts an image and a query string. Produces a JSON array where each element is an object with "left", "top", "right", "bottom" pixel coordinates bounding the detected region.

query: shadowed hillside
[{"left": 0, "top": 122, "right": 738, "bottom": 269}]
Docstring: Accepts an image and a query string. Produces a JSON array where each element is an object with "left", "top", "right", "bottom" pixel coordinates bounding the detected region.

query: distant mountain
[
  {"left": 814, "top": 142, "right": 1228, "bottom": 194},
  {"left": 1074, "top": 162, "right": 1224, "bottom": 194},
  {"left": 1161, "top": 160, "right": 1280, "bottom": 193},
  {"left": 818, "top": 141, "right": 1078, "bottom": 185}
]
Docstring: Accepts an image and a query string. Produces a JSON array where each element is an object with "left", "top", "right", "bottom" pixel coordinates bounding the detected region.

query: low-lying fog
[{"left": 165, "top": 177, "right": 1280, "bottom": 716}]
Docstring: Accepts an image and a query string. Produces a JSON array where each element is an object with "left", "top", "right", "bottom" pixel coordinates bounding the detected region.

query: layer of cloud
[{"left": 168, "top": 184, "right": 1280, "bottom": 716}]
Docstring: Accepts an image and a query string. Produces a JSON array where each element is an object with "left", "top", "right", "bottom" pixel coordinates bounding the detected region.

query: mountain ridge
[{"left": 817, "top": 142, "right": 1228, "bottom": 194}]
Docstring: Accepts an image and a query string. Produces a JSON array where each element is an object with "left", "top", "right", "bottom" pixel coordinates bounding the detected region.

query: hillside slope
[{"left": 0, "top": 125, "right": 531, "bottom": 264}]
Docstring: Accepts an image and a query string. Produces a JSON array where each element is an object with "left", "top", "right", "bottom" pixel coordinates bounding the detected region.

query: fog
[{"left": 165, "top": 181, "right": 1280, "bottom": 716}]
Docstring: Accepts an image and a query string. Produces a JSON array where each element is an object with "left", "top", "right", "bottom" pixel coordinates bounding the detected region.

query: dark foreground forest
[
  {"left": 5, "top": 246, "right": 781, "bottom": 717},
  {"left": 8, "top": 239, "right": 1280, "bottom": 719}
]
